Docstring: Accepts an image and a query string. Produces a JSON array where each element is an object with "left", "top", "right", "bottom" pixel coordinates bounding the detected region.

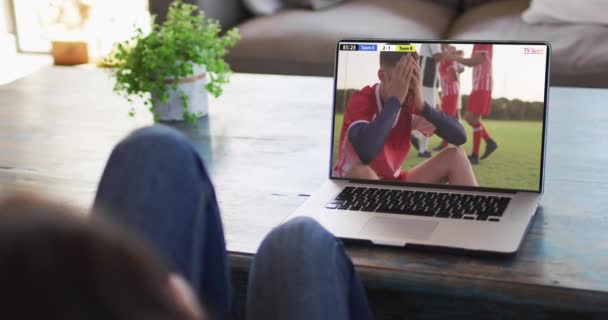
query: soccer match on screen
[{"left": 332, "top": 41, "right": 548, "bottom": 191}]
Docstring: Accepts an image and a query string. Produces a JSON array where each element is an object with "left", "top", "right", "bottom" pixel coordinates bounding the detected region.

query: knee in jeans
[
  {"left": 258, "top": 217, "right": 337, "bottom": 261},
  {"left": 116, "top": 125, "right": 196, "bottom": 162},
  {"left": 127, "top": 125, "right": 188, "bottom": 147},
  {"left": 282, "top": 217, "right": 327, "bottom": 237},
  {"left": 269, "top": 217, "right": 330, "bottom": 243}
]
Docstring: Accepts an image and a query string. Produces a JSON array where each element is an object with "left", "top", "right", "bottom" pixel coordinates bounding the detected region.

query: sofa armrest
[{"left": 149, "top": 0, "right": 248, "bottom": 29}]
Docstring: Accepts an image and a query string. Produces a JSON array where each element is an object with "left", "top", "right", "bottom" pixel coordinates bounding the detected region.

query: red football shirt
[
  {"left": 333, "top": 83, "right": 435, "bottom": 180},
  {"left": 439, "top": 60, "right": 459, "bottom": 97},
  {"left": 472, "top": 44, "right": 493, "bottom": 92}
]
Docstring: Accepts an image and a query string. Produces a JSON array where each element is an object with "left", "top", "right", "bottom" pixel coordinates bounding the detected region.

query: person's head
[
  {"left": 0, "top": 193, "right": 203, "bottom": 320},
  {"left": 456, "top": 49, "right": 464, "bottom": 57},
  {"left": 378, "top": 49, "right": 420, "bottom": 97},
  {"left": 379, "top": 50, "right": 420, "bottom": 72}
]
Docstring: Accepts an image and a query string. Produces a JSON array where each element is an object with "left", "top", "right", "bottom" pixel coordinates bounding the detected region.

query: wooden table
[{"left": 1, "top": 67, "right": 607, "bottom": 317}]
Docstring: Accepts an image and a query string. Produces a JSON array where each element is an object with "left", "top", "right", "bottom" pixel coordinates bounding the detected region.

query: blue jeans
[
  {"left": 248, "top": 217, "right": 374, "bottom": 320},
  {"left": 92, "top": 125, "right": 373, "bottom": 320}
]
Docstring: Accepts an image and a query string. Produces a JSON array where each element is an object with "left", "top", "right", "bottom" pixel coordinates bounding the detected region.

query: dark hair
[
  {"left": 0, "top": 193, "right": 186, "bottom": 320},
  {"left": 380, "top": 50, "right": 419, "bottom": 68}
]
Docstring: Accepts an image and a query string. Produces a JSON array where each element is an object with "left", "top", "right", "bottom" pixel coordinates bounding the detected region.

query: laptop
[{"left": 285, "top": 39, "right": 550, "bottom": 254}]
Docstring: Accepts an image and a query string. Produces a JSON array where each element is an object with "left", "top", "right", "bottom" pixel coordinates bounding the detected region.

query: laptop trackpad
[{"left": 359, "top": 217, "right": 438, "bottom": 244}]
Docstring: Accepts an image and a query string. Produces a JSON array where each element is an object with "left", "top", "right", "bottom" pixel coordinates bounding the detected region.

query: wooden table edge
[{"left": 228, "top": 252, "right": 608, "bottom": 312}]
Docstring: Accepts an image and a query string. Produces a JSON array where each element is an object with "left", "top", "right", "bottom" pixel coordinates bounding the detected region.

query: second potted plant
[{"left": 106, "top": 0, "right": 240, "bottom": 122}]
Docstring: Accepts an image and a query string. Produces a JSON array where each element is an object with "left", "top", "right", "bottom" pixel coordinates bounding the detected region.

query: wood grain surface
[{"left": 1, "top": 67, "right": 607, "bottom": 313}]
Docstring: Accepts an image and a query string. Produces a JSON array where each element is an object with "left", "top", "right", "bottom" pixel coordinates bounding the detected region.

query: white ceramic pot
[{"left": 154, "top": 64, "right": 209, "bottom": 121}]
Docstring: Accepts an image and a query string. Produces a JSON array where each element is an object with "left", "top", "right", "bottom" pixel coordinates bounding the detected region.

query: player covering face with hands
[
  {"left": 333, "top": 50, "right": 478, "bottom": 186},
  {"left": 382, "top": 53, "right": 423, "bottom": 109}
]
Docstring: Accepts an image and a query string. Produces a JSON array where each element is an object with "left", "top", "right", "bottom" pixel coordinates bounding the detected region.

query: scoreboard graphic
[{"left": 339, "top": 43, "right": 416, "bottom": 52}]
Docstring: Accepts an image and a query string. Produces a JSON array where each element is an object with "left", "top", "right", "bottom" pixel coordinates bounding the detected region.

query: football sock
[
  {"left": 472, "top": 124, "right": 482, "bottom": 156},
  {"left": 419, "top": 134, "right": 428, "bottom": 153},
  {"left": 412, "top": 131, "right": 428, "bottom": 153}
]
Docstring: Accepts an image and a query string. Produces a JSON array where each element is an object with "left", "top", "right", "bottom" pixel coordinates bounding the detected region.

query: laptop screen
[{"left": 331, "top": 40, "right": 549, "bottom": 192}]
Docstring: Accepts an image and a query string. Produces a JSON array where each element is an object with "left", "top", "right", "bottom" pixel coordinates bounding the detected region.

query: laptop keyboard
[{"left": 326, "top": 186, "right": 510, "bottom": 222}]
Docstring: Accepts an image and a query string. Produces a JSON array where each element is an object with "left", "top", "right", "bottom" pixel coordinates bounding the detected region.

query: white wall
[{"left": 0, "top": 0, "right": 14, "bottom": 34}]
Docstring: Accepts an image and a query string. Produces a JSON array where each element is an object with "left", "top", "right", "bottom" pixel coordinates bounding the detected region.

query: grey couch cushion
[
  {"left": 149, "top": 0, "right": 246, "bottom": 29},
  {"left": 227, "top": 0, "right": 457, "bottom": 76},
  {"left": 462, "top": 0, "right": 497, "bottom": 9},
  {"left": 286, "top": 0, "right": 345, "bottom": 10},
  {"left": 448, "top": 0, "right": 608, "bottom": 87},
  {"left": 242, "top": 0, "right": 283, "bottom": 15}
]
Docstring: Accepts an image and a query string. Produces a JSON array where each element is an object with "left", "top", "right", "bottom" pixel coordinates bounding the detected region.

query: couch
[{"left": 150, "top": 0, "right": 608, "bottom": 88}]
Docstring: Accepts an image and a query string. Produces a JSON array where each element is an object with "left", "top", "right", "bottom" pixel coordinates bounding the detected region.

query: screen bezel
[{"left": 329, "top": 39, "right": 551, "bottom": 194}]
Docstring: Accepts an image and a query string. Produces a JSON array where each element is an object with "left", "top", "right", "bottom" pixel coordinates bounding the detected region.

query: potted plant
[{"left": 105, "top": 0, "right": 239, "bottom": 122}]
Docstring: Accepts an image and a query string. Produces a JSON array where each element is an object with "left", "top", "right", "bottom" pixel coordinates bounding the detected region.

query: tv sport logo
[{"left": 524, "top": 47, "right": 544, "bottom": 55}]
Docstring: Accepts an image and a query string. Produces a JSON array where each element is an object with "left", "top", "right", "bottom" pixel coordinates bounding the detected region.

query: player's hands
[
  {"left": 410, "top": 58, "right": 425, "bottom": 112},
  {"left": 384, "top": 55, "right": 413, "bottom": 105}
]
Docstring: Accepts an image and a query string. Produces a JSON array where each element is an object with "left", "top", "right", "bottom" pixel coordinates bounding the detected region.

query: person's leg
[
  {"left": 436, "top": 96, "right": 458, "bottom": 151},
  {"left": 407, "top": 147, "right": 478, "bottom": 186},
  {"left": 480, "top": 121, "right": 491, "bottom": 141},
  {"left": 472, "top": 92, "right": 498, "bottom": 161},
  {"left": 417, "top": 86, "right": 436, "bottom": 158},
  {"left": 441, "top": 113, "right": 461, "bottom": 149},
  {"left": 471, "top": 113, "right": 482, "bottom": 155},
  {"left": 419, "top": 133, "right": 429, "bottom": 154},
  {"left": 472, "top": 122, "right": 482, "bottom": 156},
  {"left": 344, "top": 164, "right": 380, "bottom": 180},
  {"left": 478, "top": 92, "right": 492, "bottom": 141},
  {"left": 412, "top": 131, "right": 431, "bottom": 157},
  {"left": 463, "top": 110, "right": 476, "bottom": 127},
  {"left": 464, "top": 111, "right": 482, "bottom": 164},
  {"left": 479, "top": 119, "right": 498, "bottom": 160},
  {"left": 91, "top": 125, "right": 233, "bottom": 319},
  {"left": 247, "top": 217, "right": 373, "bottom": 320}
]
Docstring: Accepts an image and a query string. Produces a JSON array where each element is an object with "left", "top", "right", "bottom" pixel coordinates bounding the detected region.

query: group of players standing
[{"left": 413, "top": 43, "right": 498, "bottom": 165}]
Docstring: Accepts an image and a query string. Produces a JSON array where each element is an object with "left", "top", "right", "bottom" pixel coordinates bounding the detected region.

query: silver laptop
[{"left": 285, "top": 40, "right": 550, "bottom": 254}]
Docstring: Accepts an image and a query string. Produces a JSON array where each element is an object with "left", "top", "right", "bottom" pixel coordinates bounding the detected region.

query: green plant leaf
[{"left": 105, "top": 0, "right": 240, "bottom": 122}]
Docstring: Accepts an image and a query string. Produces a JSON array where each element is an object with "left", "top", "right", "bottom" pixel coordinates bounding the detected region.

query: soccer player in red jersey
[
  {"left": 449, "top": 44, "right": 498, "bottom": 164},
  {"left": 333, "top": 50, "right": 477, "bottom": 186},
  {"left": 434, "top": 45, "right": 461, "bottom": 151}
]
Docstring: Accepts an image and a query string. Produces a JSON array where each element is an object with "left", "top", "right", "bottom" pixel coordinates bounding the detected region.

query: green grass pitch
[{"left": 332, "top": 113, "right": 543, "bottom": 191}]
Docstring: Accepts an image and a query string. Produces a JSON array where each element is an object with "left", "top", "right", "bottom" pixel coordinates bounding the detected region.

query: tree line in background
[{"left": 334, "top": 89, "right": 544, "bottom": 121}]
